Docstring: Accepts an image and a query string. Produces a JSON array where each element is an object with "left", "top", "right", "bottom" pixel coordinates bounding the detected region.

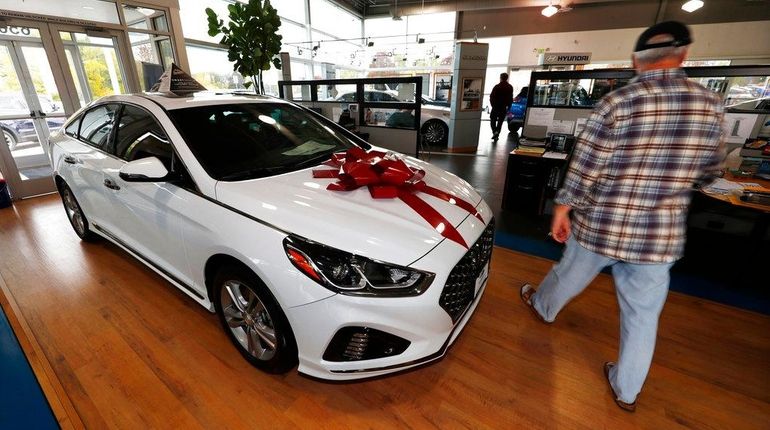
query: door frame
[
  {"left": 0, "top": 21, "right": 66, "bottom": 199},
  {"left": 48, "top": 22, "right": 138, "bottom": 111},
  {"left": 0, "top": 18, "right": 137, "bottom": 200}
]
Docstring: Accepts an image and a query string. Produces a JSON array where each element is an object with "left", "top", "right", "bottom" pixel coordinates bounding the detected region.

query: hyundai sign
[{"left": 540, "top": 52, "right": 592, "bottom": 65}]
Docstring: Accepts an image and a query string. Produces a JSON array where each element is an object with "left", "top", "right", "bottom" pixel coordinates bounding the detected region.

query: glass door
[
  {"left": 0, "top": 26, "right": 64, "bottom": 198},
  {"left": 58, "top": 28, "right": 129, "bottom": 107},
  {"left": 0, "top": 21, "right": 133, "bottom": 200}
]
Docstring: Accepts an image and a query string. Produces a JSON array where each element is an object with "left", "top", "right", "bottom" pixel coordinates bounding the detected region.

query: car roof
[{"left": 97, "top": 92, "right": 291, "bottom": 110}]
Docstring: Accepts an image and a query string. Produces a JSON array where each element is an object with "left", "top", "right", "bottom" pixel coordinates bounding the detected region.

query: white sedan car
[
  {"left": 336, "top": 90, "right": 451, "bottom": 146},
  {"left": 50, "top": 93, "right": 493, "bottom": 380}
]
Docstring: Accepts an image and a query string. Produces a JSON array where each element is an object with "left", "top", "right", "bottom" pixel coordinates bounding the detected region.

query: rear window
[{"left": 168, "top": 103, "right": 360, "bottom": 181}]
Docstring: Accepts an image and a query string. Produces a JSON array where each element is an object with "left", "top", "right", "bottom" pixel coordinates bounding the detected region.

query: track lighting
[{"left": 681, "top": 0, "right": 704, "bottom": 12}]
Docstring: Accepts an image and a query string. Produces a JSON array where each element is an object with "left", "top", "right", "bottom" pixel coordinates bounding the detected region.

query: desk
[
  {"left": 501, "top": 151, "right": 567, "bottom": 215},
  {"left": 700, "top": 172, "right": 770, "bottom": 213},
  {"left": 694, "top": 172, "right": 770, "bottom": 262}
]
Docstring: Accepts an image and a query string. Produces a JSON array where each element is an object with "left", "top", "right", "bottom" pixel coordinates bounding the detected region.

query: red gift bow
[{"left": 312, "top": 147, "right": 483, "bottom": 248}]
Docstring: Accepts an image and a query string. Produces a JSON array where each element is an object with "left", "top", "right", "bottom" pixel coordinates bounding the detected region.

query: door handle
[
  {"left": 103, "top": 178, "right": 121, "bottom": 190},
  {"left": 63, "top": 155, "right": 80, "bottom": 164}
]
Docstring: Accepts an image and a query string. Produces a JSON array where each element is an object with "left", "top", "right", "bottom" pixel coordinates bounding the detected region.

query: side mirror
[{"left": 119, "top": 157, "right": 169, "bottom": 182}]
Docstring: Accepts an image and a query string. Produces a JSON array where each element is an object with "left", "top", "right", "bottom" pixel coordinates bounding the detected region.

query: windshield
[{"left": 168, "top": 103, "right": 359, "bottom": 181}]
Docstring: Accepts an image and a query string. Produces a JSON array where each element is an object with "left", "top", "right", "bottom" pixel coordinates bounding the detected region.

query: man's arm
[
  {"left": 489, "top": 85, "right": 497, "bottom": 106},
  {"left": 550, "top": 100, "right": 617, "bottom": 241}
]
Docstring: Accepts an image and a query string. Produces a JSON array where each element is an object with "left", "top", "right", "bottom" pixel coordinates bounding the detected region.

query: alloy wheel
[
  {"left": 221, "top": 280, "right": 278, "bottom": 361},
  {"left": 62, "top": 188, "right": 85, "bottom": 236},
  {"left": 3, "top": 131, "right": 17, "bottom": 151},
  {"left": 423, "top": 122, "right": 446, "bottom": 145}
]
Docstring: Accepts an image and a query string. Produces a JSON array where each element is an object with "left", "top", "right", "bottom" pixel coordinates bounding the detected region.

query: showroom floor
[{"left": 0, "top": 195, "right": 768, "bottom": 429}]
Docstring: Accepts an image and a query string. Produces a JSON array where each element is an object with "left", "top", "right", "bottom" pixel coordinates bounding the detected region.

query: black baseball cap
[{"left": 634, "top": 21, "right": 692, "bottom": 52}]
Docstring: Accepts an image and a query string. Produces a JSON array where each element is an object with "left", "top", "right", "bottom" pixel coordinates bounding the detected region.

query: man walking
[
  {"left": 519, "top": 21, "right": 724, "bottom": 411},
  {"left": 489, "top": 73, "right": 513, "bottom": 141}
]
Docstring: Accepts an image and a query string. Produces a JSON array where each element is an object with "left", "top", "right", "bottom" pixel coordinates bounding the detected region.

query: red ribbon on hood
[{"left": 312, "top": 147, "right": 483, "bottom": 248}]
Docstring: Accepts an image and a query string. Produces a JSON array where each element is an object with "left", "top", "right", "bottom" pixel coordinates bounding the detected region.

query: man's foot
[
  {"left": 603, "top": 362, "right": 637, "bottom": 412},
  {"left": 520, "top": 284, "right": 551, "bottom": 324}
]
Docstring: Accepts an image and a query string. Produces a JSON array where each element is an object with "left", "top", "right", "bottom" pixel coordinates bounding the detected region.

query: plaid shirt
[{"left": 555, "top": 68, "right": 725, "bottom": 263}]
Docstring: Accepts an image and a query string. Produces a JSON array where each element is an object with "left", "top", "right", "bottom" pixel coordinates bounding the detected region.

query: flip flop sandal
[
  {"left": 603, "top": 362, "right": 637, "bottom": 412},
  {"left": 520, "top": 283, "right": 552, "bottom": 325}
]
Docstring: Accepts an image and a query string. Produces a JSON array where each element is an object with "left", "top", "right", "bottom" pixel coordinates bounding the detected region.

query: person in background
[
  {"left": 489, "top": 72, "right": 513, "bottom": 141},
  {"left": 519, "top": 21, "right": 725, "bottom": 412}
]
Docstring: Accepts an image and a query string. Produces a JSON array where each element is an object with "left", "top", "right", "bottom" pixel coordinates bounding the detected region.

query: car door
[
  {"left": 100, "top": 103, "right": 196, "bottom": 288},
  {"left": 56, "top": 103, "right": 121, "bottom": 228}
]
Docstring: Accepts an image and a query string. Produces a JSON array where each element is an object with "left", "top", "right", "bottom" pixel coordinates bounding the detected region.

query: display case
[{"left": 522, "top": 66, "right": 770, "bottom": 140}]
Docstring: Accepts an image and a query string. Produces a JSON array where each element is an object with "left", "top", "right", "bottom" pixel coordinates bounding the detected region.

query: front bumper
[{"left": 286, "top": 208, "right": 493, "bottom": 380}]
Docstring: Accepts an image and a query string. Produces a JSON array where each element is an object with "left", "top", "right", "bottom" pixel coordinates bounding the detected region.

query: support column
[{"left": 447, "top": 42, "right": 489, "bottom": 153}]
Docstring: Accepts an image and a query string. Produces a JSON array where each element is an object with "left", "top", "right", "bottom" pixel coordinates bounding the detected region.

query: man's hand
[{"left": 550, "top": 204, "right": 572, "bottom": 243}]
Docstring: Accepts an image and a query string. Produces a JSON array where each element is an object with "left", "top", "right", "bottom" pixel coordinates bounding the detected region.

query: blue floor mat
[
  {"left": 0, "top": 307, "right": 58, "bottom": 429},
  {"left": 494, "top": 231, "right": 770, "bottom": 315}
]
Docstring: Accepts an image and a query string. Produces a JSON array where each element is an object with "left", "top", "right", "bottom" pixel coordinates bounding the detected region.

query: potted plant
[{"left": 206, "top": 0, "right": 283, "bottom": 94}]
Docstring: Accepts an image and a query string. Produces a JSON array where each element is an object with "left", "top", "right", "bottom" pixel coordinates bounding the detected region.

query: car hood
[{"left": 215, "top": 156, "right": 482, "bottom": 266}]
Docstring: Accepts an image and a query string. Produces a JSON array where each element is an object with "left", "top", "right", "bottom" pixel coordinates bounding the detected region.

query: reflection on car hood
[{"left": 215, "top": 156, "right": 482, "bottom": 265}]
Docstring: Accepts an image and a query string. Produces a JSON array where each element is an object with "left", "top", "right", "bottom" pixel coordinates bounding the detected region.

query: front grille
[{"left": 439, "top": 219, "right": 495, "bottom": 323}]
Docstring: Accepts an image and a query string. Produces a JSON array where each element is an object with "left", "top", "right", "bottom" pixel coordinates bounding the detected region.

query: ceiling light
[
  {"left": 136, "top": 7, "right": 156, "bottom": 17},
  {"left": 542, "top": 4, "right": 559, "bottom": 17},
  {"left": 681, "top": 0, "right": 704, "bottom": 12}
]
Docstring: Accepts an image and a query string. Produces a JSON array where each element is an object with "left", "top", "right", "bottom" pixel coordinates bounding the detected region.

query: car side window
[
  {"left": 64, "top": 115, "right": 81, "bottom": 137},
  {"left": 79, "top": 104, "right": 119, "bottom": 149},
  {"left": 114, "top": 104, "right": 172, "bottom": 169}
]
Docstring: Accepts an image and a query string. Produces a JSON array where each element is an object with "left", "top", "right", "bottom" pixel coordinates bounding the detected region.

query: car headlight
[{"left": 283, "top": 235, "right": 434, "bottom": 297}]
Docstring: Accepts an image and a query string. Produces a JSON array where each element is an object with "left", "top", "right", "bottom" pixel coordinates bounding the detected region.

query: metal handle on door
[{"left": 103, "top": 178, "right": 120, "bottom": 190}]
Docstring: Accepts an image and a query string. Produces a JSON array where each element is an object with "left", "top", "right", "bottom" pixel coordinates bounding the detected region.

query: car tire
[
  {"left": 508, "top": 123, "right": 520, "bottom": 133},
  {"left": 213, "top": 265, "right": 298, "bottom": 374},
  {"left": 58, "top": 182, "right": 98, "bottom": 241},
  {"left": 421, "top": 120, "right": 449, "bottom": 147},
  {"left": 3, "top": 128, "right": 18, "bottom": 151}
]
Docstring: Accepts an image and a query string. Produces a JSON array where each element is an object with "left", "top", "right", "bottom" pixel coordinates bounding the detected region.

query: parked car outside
[
  {"left": 50, "top": 92, "right": 493, "bottom": 380},
  {"left": 506, "top": 87, "right": 528, "bottom": 133},
  {"left": 0, "top": 92, "right": 64, "bottom": 150},
  {"left": 335, "top": 90, "right": 451, "bottom": 147}
]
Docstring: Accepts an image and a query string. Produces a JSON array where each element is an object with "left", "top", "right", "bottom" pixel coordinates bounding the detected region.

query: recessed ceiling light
[
  {"left": 82, "top": 6, "right": 94, "bottom": 10},
  {"left": 681, "top": 0, "right": 704, "bottom": 12},
  {"left": 542, "top": 4, "right": 559, "bottom": 17},
  {"left": 136, "top": 7, "right": 156, "bottom": 17}
]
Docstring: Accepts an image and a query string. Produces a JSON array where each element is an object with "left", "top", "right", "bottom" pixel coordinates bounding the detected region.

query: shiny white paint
[
  {"left": 50, "top": 93, "right": 493, "bottom": 380},
  {"left": 119, "top": 156, "right": 168, "bottom": 179}
]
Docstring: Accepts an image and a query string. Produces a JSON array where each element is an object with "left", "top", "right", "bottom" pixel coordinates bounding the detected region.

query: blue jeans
[{"left": 532, "top": 237, "right": 673, "bottom": 404}]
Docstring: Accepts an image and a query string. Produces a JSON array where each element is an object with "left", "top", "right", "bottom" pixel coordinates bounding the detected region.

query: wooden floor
[{"left": 1, "top": 195, "right": 768, "bottom": 429}]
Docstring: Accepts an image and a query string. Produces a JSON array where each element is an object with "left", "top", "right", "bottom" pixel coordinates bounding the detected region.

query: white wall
[{"left": 507, "top": 21, "right": 770, "bottom": 66}]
